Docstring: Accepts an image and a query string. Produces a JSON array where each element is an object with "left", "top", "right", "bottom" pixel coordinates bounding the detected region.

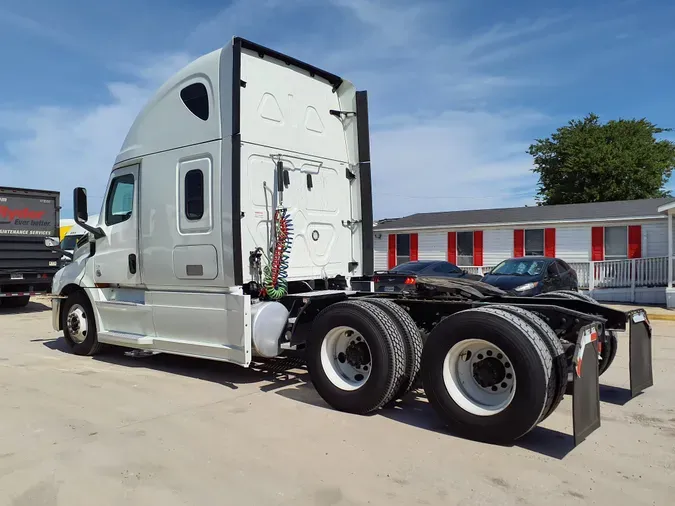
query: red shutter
[
  {"left": 591, "top": 227, "right": 604, "bottom": 261},
  {"left": 544, "top": 228, "right": 556, "bottom": 257},
  {"left": 513, "top": 229, "right": 524, "bottom": 257},
  {"left": 628, "top": 225, "right": 642, "bottom": 258},
  {"left": 447, "top": 232, "right": 457, "bottom": 264},
  {"left": 388, "top": 234, "right": 396, "bottom": 269},
  {"left": 473, "top": 231, "right": 483, "bottom": 266},
  {"left": 410, "top": 233, "right": 419, "bottom": 261}
]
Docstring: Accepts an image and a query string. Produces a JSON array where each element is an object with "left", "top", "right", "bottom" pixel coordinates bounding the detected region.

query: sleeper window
[
  {"left": 185, "top": 169, "right": 204, "bottom": 220},
  {"left": 178, "top": 157, "right": 212, "bottom": 234},
  {"left": 105, "top": 174, "right": 134, "bottom": 226},
  {"left": 180, "top": 83, "right": 209, "bottom": 121}
]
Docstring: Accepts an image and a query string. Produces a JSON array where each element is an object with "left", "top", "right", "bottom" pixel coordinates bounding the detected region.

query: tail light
[
  {"left": 404, "top": 277, "right": 416, "bottom": 285},
  {"left": 373, "top": 276, "right": 380, "bottom": 283}
]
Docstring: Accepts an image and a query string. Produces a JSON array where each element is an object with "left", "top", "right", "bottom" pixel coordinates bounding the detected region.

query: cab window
[{"left": 105, "top": 173, "right": 135, "bottom": 226}]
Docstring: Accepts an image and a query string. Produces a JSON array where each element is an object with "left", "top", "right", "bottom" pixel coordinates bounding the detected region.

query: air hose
[{"left": 262, "top": 208, "right": 293, "bottom": 299}]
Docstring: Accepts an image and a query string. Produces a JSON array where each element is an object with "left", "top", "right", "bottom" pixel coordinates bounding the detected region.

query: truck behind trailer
[
  {"left": 0, "top": 186, "right": 60, "bottom": 307},
  {"left": 47, "top": 37, "right": 653, "bottom": 446}
]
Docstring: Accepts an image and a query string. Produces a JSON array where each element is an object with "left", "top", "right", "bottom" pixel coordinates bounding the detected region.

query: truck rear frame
[{"left": 274, "top": 278, "right": 653, "bottom": 445}]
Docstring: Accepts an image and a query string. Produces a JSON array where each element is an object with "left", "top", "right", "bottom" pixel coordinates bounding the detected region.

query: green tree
[{"left": 528, "top": 113, "right": 675, "bottom": 205}]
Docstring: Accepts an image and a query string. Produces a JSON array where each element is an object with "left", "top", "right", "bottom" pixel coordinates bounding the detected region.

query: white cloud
[
  {"left": 1, "top": 0, "right": 659, "bottom": 220},
  {"left": 0, "top": 53, "right": 192, "bottom": 215},
  {"left": 370, "top": 109, "right": 547, "bottom": 218}
]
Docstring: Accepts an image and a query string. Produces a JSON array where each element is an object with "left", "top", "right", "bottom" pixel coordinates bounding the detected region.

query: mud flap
[
  {"left": 572, "top": 323, "right": 601, "bottom": 447},
  {"left": 628, "top": 309, "right": 653, "bottom": 398}
]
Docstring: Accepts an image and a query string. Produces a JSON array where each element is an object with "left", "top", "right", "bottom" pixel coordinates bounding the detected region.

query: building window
[
  {"left": 525, "top": 229, "right": 544, "bottom": 256},
  {"left": 605, "top": 226, "right": 628, "bottom": 260},
  {"left": 396, "top": 233, "right": 410, "bottom": 265},
  {"left": 457, "top": 231, "right": 473, "bottom": 266},
  {"left": 180, "top": 83, "right": 209, "bottom": 121},
  {"left": 185, "top": 169, "right": 204, "bottom": 220},
  {"left": 105, "top": 173, "right": 134, "bottom": 226}
]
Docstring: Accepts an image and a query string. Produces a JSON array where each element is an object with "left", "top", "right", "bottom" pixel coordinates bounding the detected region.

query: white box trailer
[{"left": 47, "top": 37, "right": 653, "bottom": 446}]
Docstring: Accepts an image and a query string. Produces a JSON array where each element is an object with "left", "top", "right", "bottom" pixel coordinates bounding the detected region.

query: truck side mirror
[
  {"left": 43, "top": 236, "right": 73, "bottom": 259},
  {"left": 74, "top": 187, "right": 89, "bottom": 224},
  {"left": 72, "top": 186, "right": 106, "bottom": 240},
  {"left": 44, "top": 237, "right": 60, "bottom": 248}
]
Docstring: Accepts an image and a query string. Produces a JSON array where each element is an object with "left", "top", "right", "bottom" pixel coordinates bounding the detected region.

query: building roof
[{"left": 374, "top": 197, "right": 675, "bottom": 231}]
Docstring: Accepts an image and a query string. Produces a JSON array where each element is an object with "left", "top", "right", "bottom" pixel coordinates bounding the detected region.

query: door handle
[{"left": 128, "top": 254, "right": 137, "bottom": 274}]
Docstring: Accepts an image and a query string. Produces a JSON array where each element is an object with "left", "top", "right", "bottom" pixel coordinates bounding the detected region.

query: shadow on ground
[
  {"left": 41, "top": 337, "right": 310, "bottom": 391},
  {"left": 0, "top": 300, "right": 50, "bottom": 315},
  {"left": 40, "top": 336, "right": 585, "bottom": 460},
  {"left": 599, "top": 384, "right": 635, "bottom": 406},
  {"left": 278, "top": 384, "right": 579, "bottom": 460}
]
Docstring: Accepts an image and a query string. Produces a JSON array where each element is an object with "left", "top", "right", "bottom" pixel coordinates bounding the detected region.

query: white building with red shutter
[{"left": 373, "top": 197, "right": 675, "bottom": 306}]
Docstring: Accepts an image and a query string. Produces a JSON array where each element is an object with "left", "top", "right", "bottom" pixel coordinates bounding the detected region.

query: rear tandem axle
[{"left": 281, "top": 289, "right": 653, "bottom": 447}]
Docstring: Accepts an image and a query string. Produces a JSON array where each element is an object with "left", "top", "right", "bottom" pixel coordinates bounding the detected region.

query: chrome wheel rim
[{"left": 66, "top": 304, "right": 88, "bottom": 344}]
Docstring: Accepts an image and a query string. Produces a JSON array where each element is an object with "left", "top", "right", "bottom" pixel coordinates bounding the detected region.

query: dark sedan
[
  {"left": 373, "top": 260, "right": 482, "bottom": 293},
  {"left": 481, "top": 256, "right": 578, "bottom": 296}
]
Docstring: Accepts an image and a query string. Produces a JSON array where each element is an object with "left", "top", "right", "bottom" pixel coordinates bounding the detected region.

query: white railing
[
  {"left": 635, "top": 256, "right": 669, "bottom": 287},
  {"left": 569, "top": 262, "right": 591, "bottom": 288},
  {"left": 587, "top": 257, "right": 669, "bottom": 289},
  {"left": 464, "top": 256, "right": 670, "bottom": 291}
]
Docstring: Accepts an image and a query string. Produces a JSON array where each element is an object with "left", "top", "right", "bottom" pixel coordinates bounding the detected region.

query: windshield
[
  {"left": 61, "top": 235, "right": 84, "bottom": 251},
  {"left": 490, "top": 259, "right": 546, "bottom": 276},
  {"left": 391, "top": 262, "right": 432, "bottom": 273}
]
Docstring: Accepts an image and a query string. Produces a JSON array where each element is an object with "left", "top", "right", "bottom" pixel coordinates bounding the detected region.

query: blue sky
[{"left": 1, "top": 0, "right": 674, "bottom": 219}]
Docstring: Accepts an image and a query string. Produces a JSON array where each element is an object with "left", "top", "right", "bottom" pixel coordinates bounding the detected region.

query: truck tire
[
  {"left": 421, "top": 307, "right": 554, "bottom": 444},
  {"left": 61, "top": 290, "right": 103, "bottom": 356},
  {"left": 364, "top": 298, "right": 423, "bottom": 401},
  {"left": 1, "top": 296, "right": 30, "bottom": 308},
  {"left": 599, "top": 330, "right": 618, "bottom": 376},
  {"left": 306, "top": 300, "right": 407, "bottom": 414},
  {"left": 484, "top": 305, "right": 567, "bottom": 421}
]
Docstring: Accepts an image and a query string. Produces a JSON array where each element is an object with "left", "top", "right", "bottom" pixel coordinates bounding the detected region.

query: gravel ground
[{"left": 0, "top": 298, "right": 673, "bottom": 505}]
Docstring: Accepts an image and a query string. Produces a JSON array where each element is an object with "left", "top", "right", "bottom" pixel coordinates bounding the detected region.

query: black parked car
[
  {"left": 373, "top": 260, "right": 482, "bottom": 293},
  {"left": 481, "top": 256, "right": 578, "bottom": 296}
]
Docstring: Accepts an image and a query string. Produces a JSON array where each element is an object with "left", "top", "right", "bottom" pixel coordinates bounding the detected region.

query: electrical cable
[{"left": 262, "top": 208, "right": 293, "bottom": 299}]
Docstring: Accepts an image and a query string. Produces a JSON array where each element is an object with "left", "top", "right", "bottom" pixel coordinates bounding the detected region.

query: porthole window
[{"left": 180, "top": 83, "right": 209, "bottom": 121}]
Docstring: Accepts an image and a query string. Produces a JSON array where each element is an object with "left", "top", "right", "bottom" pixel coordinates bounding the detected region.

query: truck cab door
[{"left": 93, "top": 164, "right": 141, "bottom": 287}]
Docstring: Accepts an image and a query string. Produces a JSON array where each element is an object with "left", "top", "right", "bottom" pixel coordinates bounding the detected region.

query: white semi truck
[{"left": 46, "top": 37, "right": 653, "bottom": 445}]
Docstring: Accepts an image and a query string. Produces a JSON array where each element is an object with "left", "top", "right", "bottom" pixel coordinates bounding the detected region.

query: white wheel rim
[
  {"left": 320, "top": 326, "right": 372, "bottom": 391},
  {"left": 443, "top": 338, "right": 516, "bottom": 416},
  {"left": 67, "top": 304, "right": 88, "bottom": 344}
]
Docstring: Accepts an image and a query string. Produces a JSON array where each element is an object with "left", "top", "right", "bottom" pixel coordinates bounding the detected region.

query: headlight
[{"left": 514, "top": 281, "right": 539, "bottom": 292}]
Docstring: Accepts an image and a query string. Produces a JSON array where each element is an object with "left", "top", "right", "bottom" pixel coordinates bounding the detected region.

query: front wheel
[{"left": 61, "top": 291, "right": 103, "bottom": 356}]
